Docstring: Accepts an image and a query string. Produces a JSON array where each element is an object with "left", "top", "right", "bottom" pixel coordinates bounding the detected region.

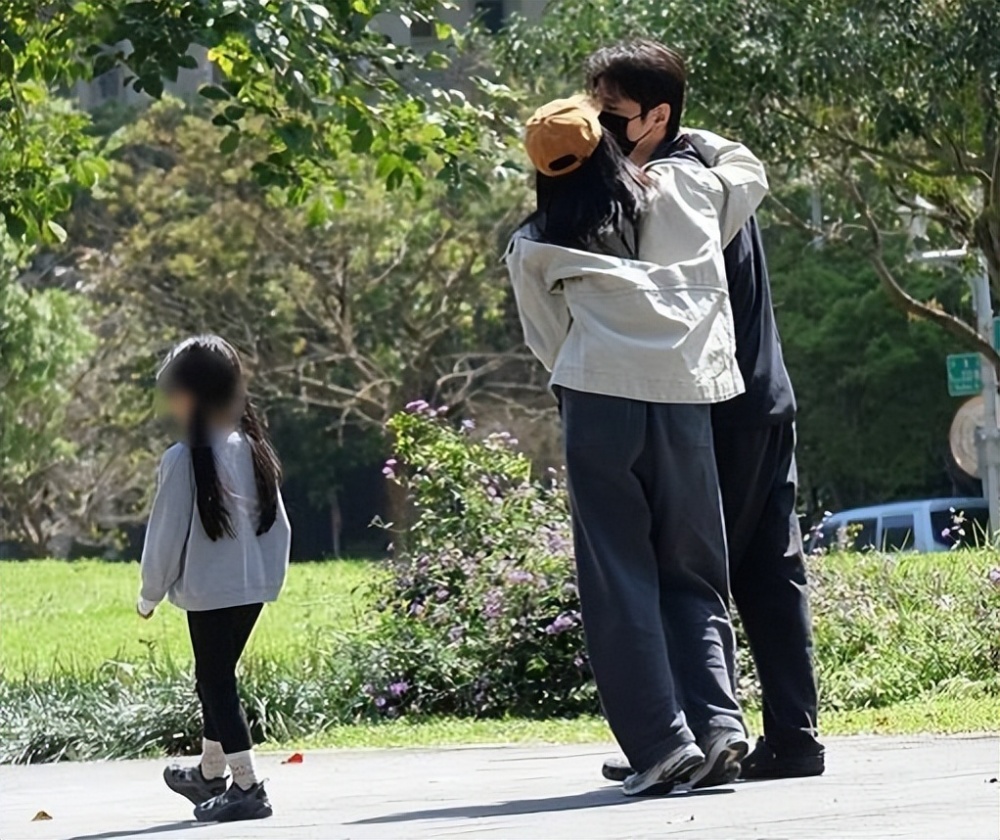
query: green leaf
[
  {"left": 5, "top": 213, "right": 27, "bottom": 240},
  {"left": 140, "top": 75, "right": 164, "bottom": 99},
  {"left": 219, "top": 131, "right": 240, "bottom": 154},
  {"left": 0, "top": 48, "right": 15, "bottom": 77},
  {"left": 350, "top": 123, "right": 374, "bottom": 154},
  {"left": 46, "top": 220, "right": 68, "bottom": 243},
  {"left": 199, "top": 84, "right": 231, "bottom": 101},
  {"left": 306, "top": 197, "right": 328, "bottom": 226},
  {"left": 425, "top": 51, "right": 450, "bottom": 70}
]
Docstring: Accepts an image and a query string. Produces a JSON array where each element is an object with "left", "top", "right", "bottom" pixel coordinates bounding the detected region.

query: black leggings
[{"left": 187, "top": 603, "right": 262, "bottom": 754}]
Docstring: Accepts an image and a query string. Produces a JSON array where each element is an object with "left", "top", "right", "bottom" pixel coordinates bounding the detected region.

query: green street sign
[{"left": 947, "top": 353, "right": 982, "bottom": 396}]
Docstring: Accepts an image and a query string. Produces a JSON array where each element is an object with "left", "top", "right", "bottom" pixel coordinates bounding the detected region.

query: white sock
[
  {"left": 226, "top": 749, "right": 259, "bottom": 790},
  {"left": 199, "top": 738, "right": 226, "bottom": 780}
]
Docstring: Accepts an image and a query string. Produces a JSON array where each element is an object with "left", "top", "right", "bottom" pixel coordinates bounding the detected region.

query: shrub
[{"left": 357, "top": 404, "right": 594, "bottom": 719}]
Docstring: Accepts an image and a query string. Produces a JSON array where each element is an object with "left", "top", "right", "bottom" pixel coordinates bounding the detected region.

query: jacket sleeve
[
  {"left": 139, "top": 445, "right": 194, "bottom": 607},
  {"left": 683, "top": 128, "right": 769, "bottom": 246},
  {"left": 504, "top": 240, "right": 571, "bottom": 372}
]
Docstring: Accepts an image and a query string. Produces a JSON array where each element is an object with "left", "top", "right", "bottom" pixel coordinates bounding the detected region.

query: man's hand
[{"left": 137, "top": 597, "right": 157, "bottom": 620}]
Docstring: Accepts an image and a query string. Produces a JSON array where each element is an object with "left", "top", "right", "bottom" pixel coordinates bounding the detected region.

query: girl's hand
[{"left": 137, "top": 598, "right": 156, "bottom": 619}]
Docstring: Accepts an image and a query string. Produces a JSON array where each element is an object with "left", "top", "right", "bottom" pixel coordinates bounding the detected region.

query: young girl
[{"left": 138, "top": 335, "right": 290, "bottom": 823}]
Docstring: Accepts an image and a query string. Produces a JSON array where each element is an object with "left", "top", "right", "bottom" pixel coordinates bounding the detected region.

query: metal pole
[{"left": 970, "top": 264, "right": 1000, "bottom": 542}]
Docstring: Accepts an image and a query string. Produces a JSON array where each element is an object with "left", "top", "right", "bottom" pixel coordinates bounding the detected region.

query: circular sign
[{"left": 950, "top": 395, "right": 984, "bottom": 478}]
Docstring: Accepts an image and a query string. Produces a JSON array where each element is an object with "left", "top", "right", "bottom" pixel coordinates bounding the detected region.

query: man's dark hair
[{"left": 586, "top": 40, "right": 687, "bottom": 141}]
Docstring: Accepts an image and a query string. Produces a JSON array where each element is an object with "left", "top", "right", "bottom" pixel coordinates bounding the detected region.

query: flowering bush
[{"left": 355, "top": 404, "right": 596, "bottom": 719}]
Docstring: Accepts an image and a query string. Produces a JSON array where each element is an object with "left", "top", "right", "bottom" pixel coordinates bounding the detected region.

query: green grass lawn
[
  {"left": 0, "top": 559, "right": 379, "bottom": 677},
  {"left": 2, "top": 557, "right": 996, "bottom": 755}
]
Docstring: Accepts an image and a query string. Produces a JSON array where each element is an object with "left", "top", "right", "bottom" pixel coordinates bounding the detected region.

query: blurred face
[
  {"left": 163, "top": 389, "right": 195, "bottom": 428},
  {"left": 593, "top": 78, "right": 670, "bottom": 166}
]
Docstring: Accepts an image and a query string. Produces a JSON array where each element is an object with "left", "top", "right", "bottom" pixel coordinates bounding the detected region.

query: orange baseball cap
[{"left": 524, "top": 95, "right": 603, "bottom": 177}]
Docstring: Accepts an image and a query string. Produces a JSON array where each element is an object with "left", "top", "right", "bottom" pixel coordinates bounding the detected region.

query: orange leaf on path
[
  {"left": 282, "top": 752, "right": 304, "bottom": 764},
  {"left": 32, "top": 811, "right": 53, "bottom": 821}
]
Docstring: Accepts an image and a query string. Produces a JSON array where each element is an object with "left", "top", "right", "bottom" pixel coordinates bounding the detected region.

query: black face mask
[{"left": 598, "top": 111, "right": 648, "bottom": 156}]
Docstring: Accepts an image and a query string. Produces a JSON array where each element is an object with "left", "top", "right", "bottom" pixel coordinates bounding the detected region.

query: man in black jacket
[{"left": 588, "top": 39, "right": 825, "bottom": 779}]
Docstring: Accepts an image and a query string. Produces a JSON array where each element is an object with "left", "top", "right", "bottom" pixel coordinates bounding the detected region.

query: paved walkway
[{"left": 1, "top": 736, "right": 997, "bottom": 839}]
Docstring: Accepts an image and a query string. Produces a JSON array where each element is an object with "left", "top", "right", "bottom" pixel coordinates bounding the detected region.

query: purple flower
[
  {"left": 989, "top": 568, "right": 1000, "bottom": 588},
  {"left": 573, "top": 655, "right": 585, "bottom": 669},
  {"left": 484, "top": 588, "right": 503, "bottom": 619},
  {"left": 506, "top": 569, "right": 534, "bottom": 584},
  {"left": 448, "top": 625, "right": 464, "bottom": 643},
  {"left": 408, "top": 601, "right": 425, "bottom": 617},
  {"left": 546, "top": 530, "right": 572, "bottom": 555},
  {"left": 389, "top": 681, "right": 409, "bottom": 697},
  {"left": 405, "top": 399, "right": 430, "bottom": 414},
  {"left": 382, "top": 457, "right": 398, "bottom": 479},
  {"left": 374, "top": 696, "right": 387, "bottom": 708},
  {"left": 435, "top": 588, "right": 450, "bottom": 602},
  {"left": 545, "top": 612, "right": 578, "bottom": 635},
  {"left": 461, "top": 418, "right": 476, "bottom": 432},
  {"left": 436, "top": 405, "right": 449, "bottom": 416}
]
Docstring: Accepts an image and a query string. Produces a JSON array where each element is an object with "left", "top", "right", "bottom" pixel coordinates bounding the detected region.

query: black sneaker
[
  {"left": 690, "top": 728, "right": 750, "bottom": 789},
  {"left": 740, "top": 737, "right": 825, "bottom": 779},
  {"left": 194, "top": 781, "right": 273, "bottom": 822},
  {"left": 601, "top": 756, "right": 632, "bottom": 783},
  {"left": 162, "top": 764, "right": 227, "bottom": 805}
]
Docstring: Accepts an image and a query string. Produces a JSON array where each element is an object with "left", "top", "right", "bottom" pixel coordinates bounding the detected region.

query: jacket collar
[{"left": 646, "top": 133, "right": 705, "bottom": 168}]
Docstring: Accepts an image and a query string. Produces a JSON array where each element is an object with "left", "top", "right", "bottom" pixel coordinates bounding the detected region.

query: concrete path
[{"left": 1, "top": 736, "right": 997, "bottom": 839}]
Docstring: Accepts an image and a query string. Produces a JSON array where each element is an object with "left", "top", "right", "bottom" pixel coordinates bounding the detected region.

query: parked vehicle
[{"left": 806, "top": 497, "right": 989, "bottom": 554}]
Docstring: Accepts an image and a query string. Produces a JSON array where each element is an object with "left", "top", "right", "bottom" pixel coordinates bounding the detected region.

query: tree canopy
[
  {"left": 1, "top": 0, "right": 514, "bottom": 242},
  {"left": 500, "top": 0, "right": 999, "bottom": 359}
]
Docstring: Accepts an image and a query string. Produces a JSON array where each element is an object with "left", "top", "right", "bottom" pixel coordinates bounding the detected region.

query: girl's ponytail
[
  {"left": 241, "top": 398, "right": 282, "bottom": 535},
  {"left": 190, "top": 405, "right": 235, "bottom": 541}
]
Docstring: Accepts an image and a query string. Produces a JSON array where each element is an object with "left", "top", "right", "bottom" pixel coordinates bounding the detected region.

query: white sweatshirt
[
  {"left": 138, "top": 429, "right": 291, "bottom": 613},
  {"left": 505, "top": 129, "right": 768, "bottom": 404}
]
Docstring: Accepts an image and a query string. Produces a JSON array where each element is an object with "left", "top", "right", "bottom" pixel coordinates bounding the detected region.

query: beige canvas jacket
[{"left": 505, "top": 129, "right": 768, "bottom": 404}]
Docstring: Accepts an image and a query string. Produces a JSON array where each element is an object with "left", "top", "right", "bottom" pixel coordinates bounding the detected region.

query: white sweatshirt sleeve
[
  {"left": 139, "top": 444, "right": 194, "bottom": 608},
  {"left": 682, "top": 128, "right": 769, "bottom": 246},
  {"left": 504, "top": 238, "right": 572, "bottom": 372}
]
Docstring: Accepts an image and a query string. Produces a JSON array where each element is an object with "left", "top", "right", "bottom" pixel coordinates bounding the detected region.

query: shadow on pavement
[
  {"left": 350, "top": 785, "right": 732, "bottom": 824},
  {"left": 64, "top": 820, "right": 205, "bottom": 840}
]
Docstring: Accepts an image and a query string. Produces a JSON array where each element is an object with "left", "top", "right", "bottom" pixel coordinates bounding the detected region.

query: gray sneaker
[
  {"left": 622, "top": 742, "right": 704, "bottom": 797},
  {"left": 689, "top": 728, "right": 750, "bottom": 789}
]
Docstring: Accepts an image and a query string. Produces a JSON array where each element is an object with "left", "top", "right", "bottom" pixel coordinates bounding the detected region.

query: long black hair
[
  {"left": 524, "top": 134, "right": 650, "bottom": 259},
  {"left": 157, "top": 335, "right": 282, "bottom": 541}
]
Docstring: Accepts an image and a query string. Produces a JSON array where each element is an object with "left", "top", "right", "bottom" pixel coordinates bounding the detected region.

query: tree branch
[{"left": 845, "top": 176, "right": 1000, "bottom": 371}]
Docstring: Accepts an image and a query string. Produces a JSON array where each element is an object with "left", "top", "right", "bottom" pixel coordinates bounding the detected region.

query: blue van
[{"left": 806, "top": 497, "right": 990, "bottom": 553}]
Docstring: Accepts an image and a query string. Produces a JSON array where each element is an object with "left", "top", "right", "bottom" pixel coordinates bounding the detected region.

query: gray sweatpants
[{"left": 560, "top": 388, "right": 743, "bottom": 772}]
